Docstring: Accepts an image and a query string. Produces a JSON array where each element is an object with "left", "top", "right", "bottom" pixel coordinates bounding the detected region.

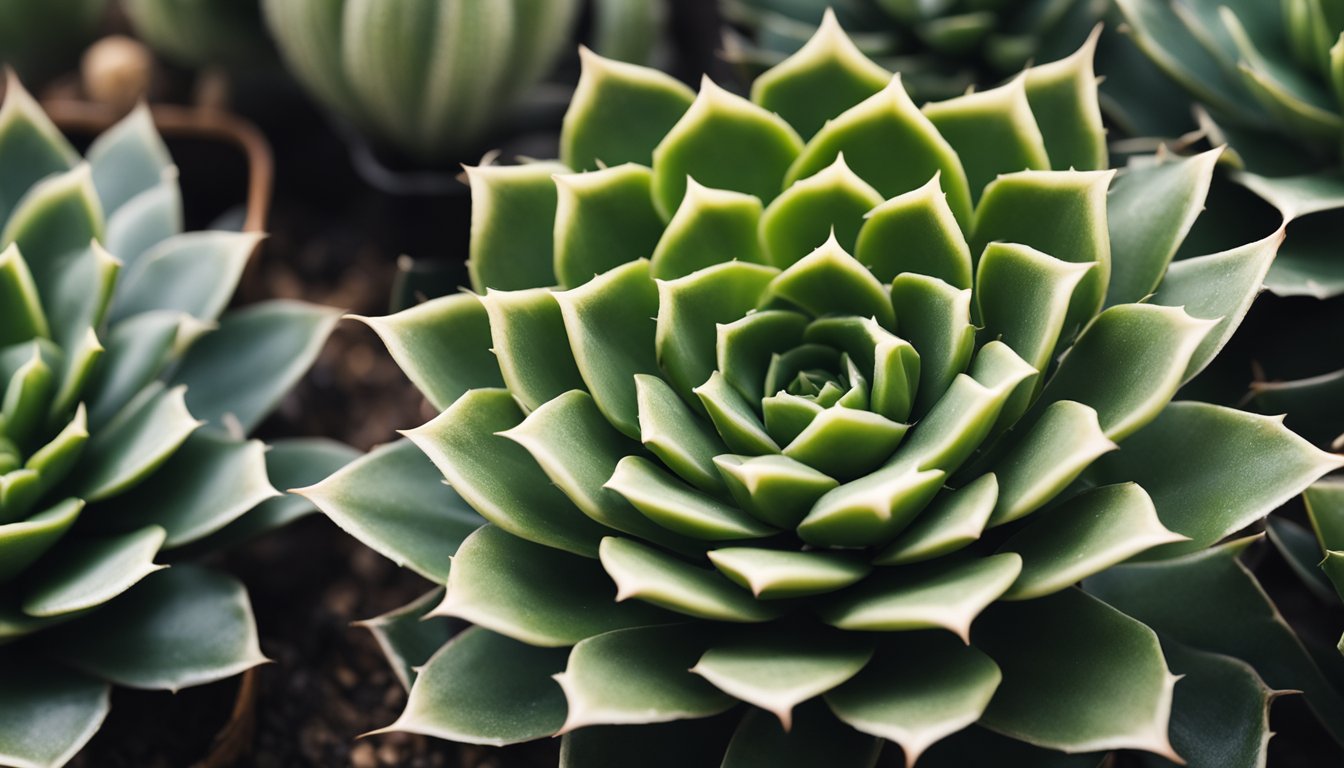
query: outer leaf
[
  {"left": 1022, "top": 28, "right": 1106, "bottom": 172},
  {"left": 975, "top": 589, "right": 1180, "bottom": 759},
  {"left": 559, "top": 719, "right": 734, "bottom": 768},
  {"left": 1143, "top": 643, "right": 1275, "bottom": 768},
  {"left": 480, "top": 287, "right": 587, "bottom": 413},
  {"left": 108, "top": 231, "right": 260, "bottom": 324},
  {"left": 553, "top": 164, "right": 665, "bottom": 289},
  {"left": 562, "top": 48, "right": 695, "bottom": 171},
  {"left": 720, "top": 704, "right": 882, "bottom": 768},
  {"left": 50, "top": 566, "right": 267, "bottom": 691},
  {"left": 465, "top": 161, "right": 568, "bottom": 293},
  {"left": 922, "top": 76, "right": 1050, "bottom": 203},
  {"left": 357, "top": 588, "right": 454, "bottom": 692},
  {"left": 0, "top": 658, "right": 108, "bottom": 768},
  {"left": 383, "top": 627, "right": 568, "bottom": 746},
  {"left": 1088, "top": 402, "right": 1344, "bottom": 557},
  {"left": 300, "top": 439, "right": 481, "bottom": 582},
  {"left": 20, "top": 526, "right": 165, "bottom": 618},
  {"left": 557, "top": 624, "right": 732, "bottom": 732},
  {"left": 0, "top": 78, "right": 78, "bottom": 223}
]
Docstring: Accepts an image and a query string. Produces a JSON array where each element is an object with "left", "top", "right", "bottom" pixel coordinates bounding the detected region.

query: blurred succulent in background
[
  {"left": 123, "top": 0, "right": 274, "bottom": 71},
  {"left": 308, "top": 16, "right": 1344, "bottom": 765},
  {"left": 260, "top": 0, "right": 584, "bottom": 163},
  {"left": 0, "top": 80, "right": 349, "bottom": 768},
  {"left": 0, "top": 0, "right": 105, "bottom": 83}
]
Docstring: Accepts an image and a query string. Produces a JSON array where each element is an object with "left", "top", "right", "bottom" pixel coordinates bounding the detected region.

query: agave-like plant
[
  {"left": 260, "top": 0, "right": 583, "bottom": 163},
  {"left": 0, "top": 81, "right": 349, "bottom": 768},
  {"left": 308, "top": 16, "right": 1344, "bottom": 766}
]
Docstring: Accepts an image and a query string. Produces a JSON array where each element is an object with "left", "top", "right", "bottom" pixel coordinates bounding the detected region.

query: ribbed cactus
[
  {"left": 305, "top": 17, "right": 1344, "bottom": 765},
  {"left": 0, "top": 80, "right": 347, "bottom": 768},
  {"left": 260, "top": 0, "right": 583, "bottom": 162}
]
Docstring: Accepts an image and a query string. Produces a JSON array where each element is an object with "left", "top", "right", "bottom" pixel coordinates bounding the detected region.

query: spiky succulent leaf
[
  {"left": 0, "top": 83, "right": 336, "bottom": 767},
  {"left": 313, "top": 19, "right": 1338, "bottom": 766}
]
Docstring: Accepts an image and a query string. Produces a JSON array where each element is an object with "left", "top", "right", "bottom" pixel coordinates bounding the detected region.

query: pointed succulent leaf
[
  {"left": 599, "top": 536, "right": 781, "bottom": 622},
  {"left": 20, "top": 526, "right": 165, "bottom": 618},
  {"left": 820, "top": 553, "right": 1023, "bottom": 640},
  {"left": 75, "top": 384, "right": 201, "bottom": 502},
  {"left": 650, "top": 180, "right": 766, "bottom": 279},
  {"left": 975, "top": 589, "right": 1180, "bottom": 759},
  {"left": 465, "top": 162, "right": 568, "bottom": 293},
  {"left": 359, "top": 293, "right": 503, "bottom": 412},
  {"left": 1156, "top": 643, "right": 1276, "bottom": 768},
  {"left": 0, "top": 78, "right": 78, "bottom": 223},
  {"left": 385, "top": 627, "right": 568, "bottom": 746},
  {"left": 0, "top": 658, "right": 107, "bottom": 768},
  {"left": 799, "top": 464, "right": 947, "bottom": 547},
  {"left": 876, "top": 474, "right": 998, "bottom": 565},
  {"left": 708, "top": 547, "right": 870, "bottom": 599},
  {"left": 1021, "top": 28, "right": 1106, "bottom": 172},
  {"left": 1089, "top": 402, "right": 1344, "bottom": 557},
  {"left": 85, "top": 105, "right": 172, "bottom": 216},
  {"left": 827, "top": 632, "right": 1002, "bottom": 765},
  {"left": 480, "top": 287, "right": 585, "bottom": 413},
  {"left": 787, "top": 77, "right": 972, "bottom": 227},
  {"left": 439, "top": 525, "right": 667, "bottom": 647},
  {"left": 999, "top": 483, "right": 1186, "bottom": 600},
  {"left": 750, "top": 8, "right": 891, "bottom": 140},
  {"left": 556, "top": 260, "right": 660, "bottom": 438},
  {"left": 0, "top": 499, "right": 83, "bottom": 583},
  {"left": 358, "top": 588, "right": 455, "bottom": 692},
  {"left": 1105, "top": 149, "right": 1220, "bottom": 307},
  {"left": 102, "top": 170, "right": 182, "bottom": 269},
  {"left": 554, "top": 164, "right": 665, "bottom": 288},
  {"left": 557, "top": 624, "right": 734, "bottom": 732},
  {"left": 922, "top": 76, "right": 1050, "bottom": 203},
  {"left": 0, "top": 243, "right": 47, "bottom": 347},
  {"left": 109, "top": 231, "right": 259, "bottom": 325},
  {"left": 854, "top": 172, "right": 972, "bottom": 289},
  {"left": 299, "top": 439, "right": 481, "bottom": 582},
  {"left": 713, "top": 454, "right": 839, "bottom": 530},
  {"left": 988, "top": 401, "right": 1116, "bottom": 527},
  {"left": 635, "top": 374, "right": 729, "bottom": 494},
  {"left": 975, "top": 242, "right": 1091, "bottom": 375},
  {"left": 50, "top": 566, "right": 267, "bottom": 691},
  {"left": 562, "top": 48, "right": 695, "bottom": 171},
  {"left": 651, "top": 77, "right": 804, "bottom": 219},
  {"left": 1085, "top": 540, "right": 1344, "bottom": 743},
  {"left": 760, "top": 154, "right": 884, "bottom": 268},
  {"left": 891, "top": 273, "right": 973, "bottom": 417}
]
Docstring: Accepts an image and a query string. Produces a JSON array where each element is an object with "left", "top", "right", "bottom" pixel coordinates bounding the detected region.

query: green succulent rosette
[
  {"left": 0, "top": 81, "right": 350, "bottom": 768},
  {"left": 309, "top": 20, "right": 1344, "bottom": 767},
  {"left": 260, "top": 0, "right": 583, "bottom": 163}
]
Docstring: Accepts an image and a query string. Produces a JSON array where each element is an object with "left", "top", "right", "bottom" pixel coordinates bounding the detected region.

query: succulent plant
[
  {"left": 0, "top": 0, "right": 105, "bottom": 82},
  {"left": 0, "top": 80, "right": 348, "bottom": 768},
  {"left": 123, "top": 0, "right": 273, "bottom": 70},
  {"left": 260, "top": 0, "right": 583, "bottom": 163},
  {"left": 308, "top": 17, "right": 1344, "bottom": 766}
]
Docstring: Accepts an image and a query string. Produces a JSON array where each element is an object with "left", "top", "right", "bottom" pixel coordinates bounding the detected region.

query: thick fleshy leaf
[
  {"left": 300, "top": 439, "right": 481, "bottom": 582},
  {"left": 1147, "top": 643, "right": 1275, "bottom": 768},
  {"left": 1105, "top": 149, "right": 1220, "bottom": 307},
  {"left": 102, "top": 171, "right": 181, "bottom": 268},
  {"left": 922, "top": 76, "right": 1050, "bottom": 203},
  {"left": 1000, "top": 483, "right": 1186, "bottom": 600},
  {"left": 635, "top": 374, "right": 727, "bottom": 493},
  {"left": 0, "top": 499, "right": 82, "bottom": 583},
  {"left": 1089, "top": 402, "right": 1344, "bottom": 558},
  {"left": 655, "top": 262, "right": 778, "bottom": 403},
  {"left": 480, "top": 287, "right": 586, "bottom": 413},
  {"left": 787, "top": 76, "right": 972, "bottom": 227},
  {"left": 764, "top": 233, "right": 894, "bottom": 329},
  {"left": 921, "top": 725, "right": 1105, "bottom": 768},
  {"left": 555, "top": 260, "right": 660, "bottom": 438},
  {"left": 721, "top": 703, "right": 882, "bottom": 768},
  {"left": 975, "top": 589, "right": 1180, "bottom": 758},
  {"left": 85, "top": 310, "right": 201, "bottom": 429},
  {"left": 1306, "top": 480, "right": 1344, "bottom": 553},
  {"left": 50, "top": 566, "right": 266, "bottom": 691},
  {"left": 714, "top": 454, "right": 838, "bottom": 530},
  {"left": 799, "top": 463, "right": 947, "bottom": 547},
  {"left": 606, "top": 455, "right": 774, "bottom": 541},
  {"left": 357, "top": 588, "right": 455, "bottom": 692},
  {"left": 1085, "top": 539, "right": 1344, "bottom": 744},
  {"left": 1032, "top": 304, "right": 1214, "bottom": 441},
  {"left": 1021, "top": 28, "right": 1106, "bottom": 172},
  {"left": 75, "top": 384, "right": 201, "bottom": 502},
  {"left": 465, "top": 161, "right": 568, "bottom": 293},
  {"left": 501, "top": 390, "right": 699, "bottom": 550},
  {"left": 827, "top": 632, "right": 1002, "bottom": 765},
  {"left": 384, "top": 627, "right": 568, "bottom": 746},
  {"left": 708, "top": 547, "right": 870, "bottom": 599},
  {"left": 651, "top": 77, "right": 803, "bottom": 218},
  {"left": 86, "top": 104, "right": 172, "bottom": 216},
  {"left": 562, "top": 47, "right": 695, "bottom": 171},
  {"left": 559, "top": 718, "right": 735, "bottom": 768},
  {"left": 553, "top": 164, "right": 665, "bottom": 288},
  {"left": 750, "top": 8, "right": 890, "bottom": 140},
  {"left": 820, "top": 553, "right": 1023, "bottom": 640},
  {"left": 971, "top": 170, "right": 1113, "bottom": 333},
  {"left": 0, "top": 78, "right": 78, "bottom": 223},
  {"left": 1149, "top": 231, "right": 1281, "bottom": 383},
  {"left": 406, "top": 389, "right": 606, "bottom": 557},
  {"left": 2, "top": 165, "right": 103, "bottom": 317},
  {"left": 876, "top": 474, "right": 998, "bottom": 565},
  {"left": 438, "top": 525, "right": 667, "bottom": 647},
  {"left": 759, "top": 154, "right": 883, "bottom": 268},
  {"left": 0, "top": 658, "right": 108, "bottom": 768},
  {"left": 108, "top": 231, "right": 259, "bottom": 324},
  {"left": 976, "top": 242, "right": 1091, "bottom": 374},
  {"left": 693, "top": 631, "right": 872, "bottom": 729},
  {"left": 891, "top": 273, "right": 973, "bottom": 417},
  {"left": 0, "top": 243, "right": 47, "bottom": 347},
  {"left": 362, "top": 293, "right": 503, "bottom": 411},
  {"left": 987, "top": 400, "right": 1116, "bottom": 527},
  {"left": 599, "top": 536, "right": 780, "bottom": 622},
  {"left": 650, "top": 180, "right": 766, "bottom": 280},
  {"left": 854, "top": 172, "right": 972, "bottom": 289},
  {"left": 557, "top": 624, "right": 734, "bottom": 732},
  {"left": 98, "top": 432, "right": 277, "bottom": 547},
  {"left": 20, "top": 525, "right": 165, "bottom": 617}
]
